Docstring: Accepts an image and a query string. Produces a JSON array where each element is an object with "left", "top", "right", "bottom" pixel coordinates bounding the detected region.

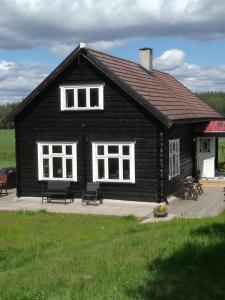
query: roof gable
[{"left": 2, "top": 46, "right": 221, "bottom": 126}]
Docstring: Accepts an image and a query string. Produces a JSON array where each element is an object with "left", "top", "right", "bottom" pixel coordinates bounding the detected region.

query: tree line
[
  {"left": 0, "top": 102, "right": 19, "bottom": 129},
  {"left": 0, "top": 92, "right": 225, "bottom": 128},
  {"left": 197, "top": 92, "right": 225, "bottom": 116}
]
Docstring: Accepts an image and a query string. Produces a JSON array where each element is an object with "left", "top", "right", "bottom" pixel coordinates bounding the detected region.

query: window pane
[
  {"left": 90, "top": 88, "right": 99, "bottom": 107},
  {"left": 66, "top": 159, "right": 73, "bottom": 178},
  {"left": 123, "top": 146, "right": 129, "bottom": 155},
  {"left": 66, "top": 145, "right": 72, "bottom": 155},
  {"left": 200, "top": 139, "right": 210, "bottom": 152},
  {"left": 173, "top": 154, "right": 176, "bottom": 175},
  {"left": 123, "top": 159, "right": 130, "bottom": 180},
  {"left": 203, "top": 141, "right": 207, "bottom": 150},
  {"left": 65, "top": 89, "right": 74, "bottom": 107},
  {"left": 43, "top": 145, "right": 49, "bottom": 155},
  {"left": 52, "top": 145, "right": 62, "bottom": 153},
  {"left": 43, "top": 159, "right": 49, "bottom": 177},
  {"left": 78, "top": 89, "right": 86, "bottom": 107},
  {"left": 53, "top": 157, "right": 63, "bottom": 178},
  {"left": 98, "top": 159, "right": 105, "bottom": 179},
  {"left": 108, "top": 158, "right": 119, "bottom": 179},
  {"left": 169, "top": 156, "right": 172, "bottom": 177},
  {"left": 108, "top": 146, "right": 119, "bottom": 154},
  {"left": 175, "top": 155, "right": 179, "bottom": 173},
  {"left": 97, "top": 145, "right": 104, "bottom": 155}
]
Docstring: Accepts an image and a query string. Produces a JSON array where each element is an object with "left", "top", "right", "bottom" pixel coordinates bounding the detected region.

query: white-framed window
[
  {"left": 199, "top": 138, "right": 210, "bottom": 153},
  {"left": 60, "top": 84, "right": 104, "bottom": 110},
  {"left": 169, "top": 139, "right": 180, "bottom": 179},
  {"left": 37, "top": 142, "right": 77, "bottom": 181},
  {"left": 92, "top": 142, "right": 135, "bottom": 183}
]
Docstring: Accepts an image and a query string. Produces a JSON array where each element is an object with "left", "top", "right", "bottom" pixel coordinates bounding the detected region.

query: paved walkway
[
  {"left": 0, "top": 186, "right": 225, "bottom": 221},
  {"left": 0, "top": 189, "right": 156, "bottom": 218},
  {"left": 143, "top": 185, "right": 225, "bottom": 223}
]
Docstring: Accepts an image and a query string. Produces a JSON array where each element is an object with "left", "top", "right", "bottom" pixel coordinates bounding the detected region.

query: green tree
[
  {"left": 197, "top": 92, "right": 225, "bottom": 116},
  {"left": 0, "top": 103, "right": 19, "bottom": 129}
]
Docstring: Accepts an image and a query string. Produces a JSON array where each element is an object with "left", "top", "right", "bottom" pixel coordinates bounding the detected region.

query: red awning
[{"left": 196, "top": 120, "right": 225, "bottom": 133}]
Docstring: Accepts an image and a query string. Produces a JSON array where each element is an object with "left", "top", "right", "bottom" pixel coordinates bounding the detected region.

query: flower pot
[{"left": 154, "top": 211, "right": 168, "bottom": 218}]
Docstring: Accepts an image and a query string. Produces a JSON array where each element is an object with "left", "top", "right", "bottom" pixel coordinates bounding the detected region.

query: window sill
[
  {"left": 39, "top": 178, "right": 77, "bottom": 182},
  {"left": 61, "top": 107, "right": 104, "bottom": 111},
  {"left": 168, "top": 174, "right": 180, "bottom": 180},
  {"left": 94, "top": 179, "right": 135, "bottom": 184}
]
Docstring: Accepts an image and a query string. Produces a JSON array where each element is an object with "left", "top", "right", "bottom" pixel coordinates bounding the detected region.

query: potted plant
[{"left": 153, "top": 203, "right": 168, "bottom": 218}]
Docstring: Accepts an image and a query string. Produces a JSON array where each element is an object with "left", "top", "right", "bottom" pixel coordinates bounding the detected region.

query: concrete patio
[
  {"left": 0, "top": 189, "right": 156, "bottom": 218},
  {"left": 0, "top": 185, "right": 225, "bottom": 221}
]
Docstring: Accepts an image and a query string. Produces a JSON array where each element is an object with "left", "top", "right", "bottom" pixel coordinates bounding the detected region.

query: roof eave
[{"left": 173, "top": 116, "right": 223, "bottom": 125}]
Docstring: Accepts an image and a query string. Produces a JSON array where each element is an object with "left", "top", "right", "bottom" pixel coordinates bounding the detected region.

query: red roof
[{"left": 196, "top": 120, "right": 225, "bottom": 133}]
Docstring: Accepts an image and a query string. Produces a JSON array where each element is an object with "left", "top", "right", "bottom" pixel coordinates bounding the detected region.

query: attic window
[{"left": 60, "top": 84, "right": 104, "bottom": 110}]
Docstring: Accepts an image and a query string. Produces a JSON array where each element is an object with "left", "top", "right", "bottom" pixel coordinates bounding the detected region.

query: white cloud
[
  {"left": 0, "top": 0, "right": 225, "bottom": 52},
  {"left": 89, "top": 39, "right": 135, "bottom": 51},
  {"left": 0, "top": 60, "right": 48, "bottom": 104},
  {"left": 50, "top": 43, "right": 74, "bottom": 56},
  {"left": 155, "top": 49, "right": 186, "bottom": 71},
  {"left": 1, "top": 47, "right": 225, "bottom": 105},
  {"left": 50, "top": 38, "right": 134, "bottom": 56},
  {"left": 155, "top": 48, "right": 225, "bottom": 92}
]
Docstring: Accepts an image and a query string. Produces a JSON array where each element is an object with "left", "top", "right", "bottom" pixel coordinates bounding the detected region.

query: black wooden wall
[
  {"left": 15, "top": 56, "right": 164, "bottom": 202},
  {"left": 164, "top": 125, "right": 195, "bottom": 197}
]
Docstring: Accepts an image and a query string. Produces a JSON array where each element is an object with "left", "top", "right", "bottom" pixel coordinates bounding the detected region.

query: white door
[{"left": 197, "top": 137, "right": 215, "bottom": 178}]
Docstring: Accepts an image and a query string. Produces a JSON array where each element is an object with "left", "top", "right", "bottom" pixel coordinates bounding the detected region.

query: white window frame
[
  {"left": 92, "top": 142, "right": 135, "bottom": 183},
  {"left": 169, "top": 139, "right": 180, "bottom": 179},
  {"left": 37, "top": 142, "right": 77, "bottom": 181},
  {"left": 60, "top": 84, "right": 104, "bottom": 111},
  {"left": 199, "top": 138, "right": 210, "bottom": 153}
]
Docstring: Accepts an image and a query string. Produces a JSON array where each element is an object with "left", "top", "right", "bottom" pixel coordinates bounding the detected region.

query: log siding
[
  {"left": 165, "top": 125, "right": 195, "bottom": 197},
  {"left": 15, "top": 57, "right": 162, "bottom": 202}
]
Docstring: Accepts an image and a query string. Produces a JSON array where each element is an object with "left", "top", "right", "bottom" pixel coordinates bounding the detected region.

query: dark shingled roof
[
  {"left": 86, "top": 48, "right": 221, "bottom": 121},
  {"left": 2, "top": 45, "right": 221, "bottom": 127}
]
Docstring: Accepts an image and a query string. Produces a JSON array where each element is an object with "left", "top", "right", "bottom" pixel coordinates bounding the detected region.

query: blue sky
[
  {"left": 0, "top": 0, "right": 225, "bottom": 104},
  {"left": 1, "top": 36, "right": 225, "bottom": 68}
]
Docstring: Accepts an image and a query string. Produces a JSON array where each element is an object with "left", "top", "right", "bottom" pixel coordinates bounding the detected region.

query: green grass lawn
[
  {"left": 0, "top": 211, "right": 225, "bottom": 299},
  {"left": 0, "top": 129, "right": 15, "bottom": 169}
]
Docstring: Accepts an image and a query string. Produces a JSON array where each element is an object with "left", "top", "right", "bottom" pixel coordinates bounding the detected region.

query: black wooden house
[{"left": 3, "top": 44, "right": 221, "bottom": 202}]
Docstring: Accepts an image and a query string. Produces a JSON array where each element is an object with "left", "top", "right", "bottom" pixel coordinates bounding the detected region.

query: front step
[{"left": 200, "top": 178, "right": 225, "bottom": 186}]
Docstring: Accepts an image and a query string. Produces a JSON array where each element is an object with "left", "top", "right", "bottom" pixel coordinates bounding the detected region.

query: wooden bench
[
  {"left": 82, "top": 182, "right": 103, "bottom": 205},
  {"left": 42, "top": 181, "right": 74, "bottom": 204}
]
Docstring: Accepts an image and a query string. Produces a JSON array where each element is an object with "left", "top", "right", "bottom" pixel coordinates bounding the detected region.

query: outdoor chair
[
  {"left": 0, "top": 174, "right": 8, "bottom": 197},
  {"left": 186, "top": 176, "right": 203, "bottom": 196},
  {"left": 194, "top": 170, "right": 204, "bottom": 194},
  {"left": 42, "top": 181, "right": 74, "bottom": 204},
  {"left": 82, "top": 182, "right": 103, "bottom": 205},
  {"left": 182, "top": 179, "right": 198, "bottom": 200}
]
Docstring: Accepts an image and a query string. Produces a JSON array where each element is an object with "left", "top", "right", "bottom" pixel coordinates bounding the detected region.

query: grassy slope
[
  {"left": 0, "top": 129, "right": 15, "bottom": 169},
  {"left": 0, "top": 211, "right": 225, "bottom": 299}
]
